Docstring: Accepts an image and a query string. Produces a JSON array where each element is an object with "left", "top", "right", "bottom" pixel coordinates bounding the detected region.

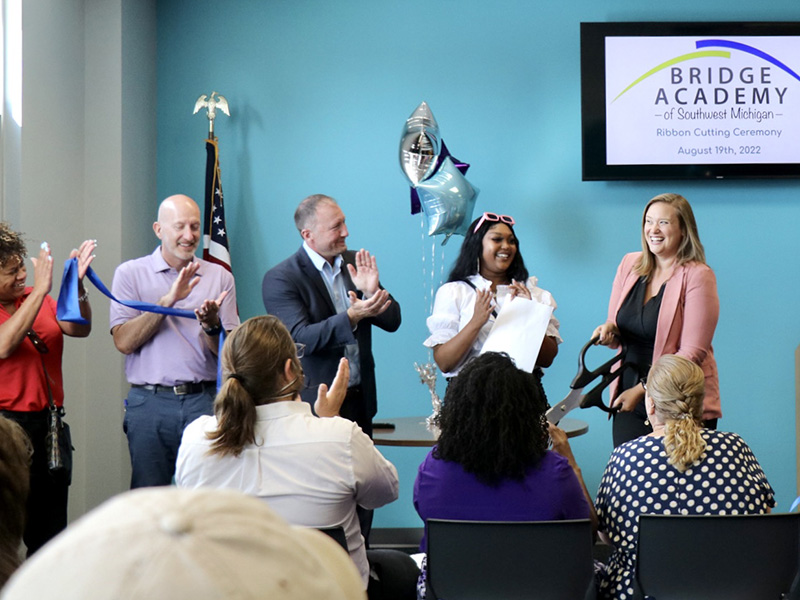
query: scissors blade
[{"left": 546, "top": 388, "right": 584, "bottom": 425}]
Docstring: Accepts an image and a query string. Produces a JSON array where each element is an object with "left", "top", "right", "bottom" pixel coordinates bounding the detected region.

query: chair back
[
  {"left": 426, "top": 518, "right": 596, "bottom": 600},
  {"left": 636, "top": 513, "right": 800, "bottom": 600},
  {"left": 317, "top": 526, "right": 348, "bottom": 552}
]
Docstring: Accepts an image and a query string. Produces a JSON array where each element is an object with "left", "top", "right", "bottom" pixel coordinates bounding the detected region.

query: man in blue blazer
[{"left": 262, "top": 194, "right": 401, "bottom": 439}]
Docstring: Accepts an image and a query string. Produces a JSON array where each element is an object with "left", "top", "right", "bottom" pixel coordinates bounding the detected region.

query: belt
[{"left": 132, "top": 381, "right": 216, "bottom": 396}]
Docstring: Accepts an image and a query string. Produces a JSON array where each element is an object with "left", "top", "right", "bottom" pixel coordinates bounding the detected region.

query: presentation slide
[{"left": 605, "top": 36, "right": 800, "bottom": 165}]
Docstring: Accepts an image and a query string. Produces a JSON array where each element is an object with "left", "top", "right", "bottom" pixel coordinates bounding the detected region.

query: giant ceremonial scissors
[{"left": 546, "top": 337, "right": 629, "bottom": 425}]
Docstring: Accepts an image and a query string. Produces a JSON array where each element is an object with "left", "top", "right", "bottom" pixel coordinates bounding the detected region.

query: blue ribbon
[
  {"left": 56, "top": 256, "right": 226, "bottom": 390},
  {"left": 57, "top": 257, "right": 195, "bottom": 324}
]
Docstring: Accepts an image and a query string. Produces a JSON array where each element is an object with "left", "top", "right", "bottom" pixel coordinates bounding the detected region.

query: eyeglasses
[
  {"left": 473, "top": 212, "right": 515, "bottom": 234},
  {"left": 26, "top": 329, "right": 49, "bottom": 354},
  {"left": 295, "top": 343, "right": 305, "bottom": 359}
]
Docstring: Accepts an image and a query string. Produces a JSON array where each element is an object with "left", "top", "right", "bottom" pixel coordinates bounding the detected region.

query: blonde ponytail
[{"left": 647, "top": 355, "right": 707, "bottom": 472}]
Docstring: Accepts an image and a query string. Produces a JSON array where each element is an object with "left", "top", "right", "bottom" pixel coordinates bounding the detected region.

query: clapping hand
[
  {"left": 469, "top": 288, "right": 494, "bottom": 327},
  {"left": 194, "top": 290, "right": 229, "bottom": 330},
  {"left": 30, "top": 243, "right": 54, "bottom": 297},
  {"left": 70, "top": 240, "right": 97, "bottom": 281},
  {"left": 160, "top": 262, "right": 201, "bottom": 307},
  {"left": 315, "top": 357, "right": 350, "bottom": 418},
  {"left": 509, "top": 279, "right": 531, "bottom": 300},
  {"left": 347, "top": 289, "right": 392, "bottom": 324},
  {"left": 347, "top": 249, "right": 380, "bottom": 297}
]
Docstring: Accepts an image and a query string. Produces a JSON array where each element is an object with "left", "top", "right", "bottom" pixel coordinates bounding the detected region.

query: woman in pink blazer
[{"left": 593, "top": 193, "right": 720, "bottom": 447}]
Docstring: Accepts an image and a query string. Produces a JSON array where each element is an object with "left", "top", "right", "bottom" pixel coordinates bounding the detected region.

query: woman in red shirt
[{"left": 0, "top": 222, "right": 94, "bottom": 555}]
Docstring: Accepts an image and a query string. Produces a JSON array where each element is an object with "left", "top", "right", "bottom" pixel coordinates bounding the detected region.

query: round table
[{"left": 372, "top": 416, "right": 589, "bottom": 447}]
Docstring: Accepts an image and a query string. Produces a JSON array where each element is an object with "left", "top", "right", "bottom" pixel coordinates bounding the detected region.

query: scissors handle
[
  {"left": 569, "top": 337, "right": 622, "bottom": 386},
  {"left": 570, "top": 337, "right": 628, "bottom": 414}
]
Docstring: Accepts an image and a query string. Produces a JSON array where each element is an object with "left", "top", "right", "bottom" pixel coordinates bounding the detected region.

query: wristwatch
[{"left": 202, "top": 322, "right": 223, "bottom": 336}]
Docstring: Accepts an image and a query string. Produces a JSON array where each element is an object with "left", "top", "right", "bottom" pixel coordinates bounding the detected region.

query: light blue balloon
[{"left": 415, "top": 157, "right": 479, "bottom": 244}]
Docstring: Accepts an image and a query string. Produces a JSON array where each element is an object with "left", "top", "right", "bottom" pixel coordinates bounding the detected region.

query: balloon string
[
  {"left": 419, "top": 213, "right": 450, "bottom": 363},
  {"left": 421, "top": 216, "right": 434, "bottom": 363}
]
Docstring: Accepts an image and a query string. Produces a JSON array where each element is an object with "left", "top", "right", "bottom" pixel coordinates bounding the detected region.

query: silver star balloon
[{"left": 399, "top": 101, "right": 441, "bottom": 186}]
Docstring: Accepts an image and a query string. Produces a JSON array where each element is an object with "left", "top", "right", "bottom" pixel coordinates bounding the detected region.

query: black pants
[
  {"left": 1, "top": 410, "right": 69, "bottom": 556},
  {"left": 612, "top": 402, "right": 652, "bottom": 447},
  {"left": 339, "top": 385, "right": 373, "bottom": 438},
  {"left": 367, "top": 549, "right": 420, "bottom": 600}
]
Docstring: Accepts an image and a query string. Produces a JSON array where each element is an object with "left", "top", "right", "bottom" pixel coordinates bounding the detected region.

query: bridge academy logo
[{"left": 612, "top": 39, "right": 800, "bottom": 106}]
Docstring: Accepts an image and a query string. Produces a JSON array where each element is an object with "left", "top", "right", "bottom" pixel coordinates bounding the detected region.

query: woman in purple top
[{"left": 413, "top": 352, "right": 596, "bottom": 598}]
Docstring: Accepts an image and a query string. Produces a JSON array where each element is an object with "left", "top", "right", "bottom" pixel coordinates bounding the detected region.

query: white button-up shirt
[{"left": 175, "top": 401, "right": 399, "bottom": 586}]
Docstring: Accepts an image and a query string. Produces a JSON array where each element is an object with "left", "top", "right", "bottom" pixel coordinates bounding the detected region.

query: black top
[{"left": 616, "top": 276, "right": 665, "bottom": 391}]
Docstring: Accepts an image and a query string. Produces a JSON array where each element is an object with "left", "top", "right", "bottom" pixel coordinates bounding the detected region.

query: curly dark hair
[
  {"left": 447, "top": 215, "right": 528, "bottom": 283},
  {"left": 0, "top": 222, "right": 26, "bottom": 269},
  {"left": 433, "top": 352, "right": 549, "bottom": 485}
]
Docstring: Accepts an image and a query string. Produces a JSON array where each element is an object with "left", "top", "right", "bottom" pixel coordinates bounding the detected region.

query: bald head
[
  {"left": 154, "top": 194, "right": 202, "bottom": 269},
  {"left": 158, "top": 194, "right": 200, "bottom": 223}
]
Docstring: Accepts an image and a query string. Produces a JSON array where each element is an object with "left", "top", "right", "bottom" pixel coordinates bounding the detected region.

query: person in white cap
[{"left": 0, "top": 487, "right": 365, "bottom": 600}]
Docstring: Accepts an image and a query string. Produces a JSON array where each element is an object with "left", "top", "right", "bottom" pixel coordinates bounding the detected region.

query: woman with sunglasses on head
[
  {"left": 425, "top": 212, "right": 561, "bottom": 384},
  {"left": 592, "top": 193, "right": 720, "bottom": 448},
  {"left": 0, "top": 222, "right": 95, "bottom": 555}
]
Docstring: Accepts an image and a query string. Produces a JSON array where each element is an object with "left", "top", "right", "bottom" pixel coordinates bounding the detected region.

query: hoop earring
[{"left": 476, "top": 257, "right": 480, "bottom": 274}]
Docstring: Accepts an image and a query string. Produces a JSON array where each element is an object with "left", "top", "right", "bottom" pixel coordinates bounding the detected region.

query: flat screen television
[{"left": 581, "top": 21, "right": 800, "bottom": 180}]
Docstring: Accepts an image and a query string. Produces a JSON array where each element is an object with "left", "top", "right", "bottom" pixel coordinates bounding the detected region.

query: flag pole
[{"left": 194, "top": 91, "right": 233, "bottom": 273}]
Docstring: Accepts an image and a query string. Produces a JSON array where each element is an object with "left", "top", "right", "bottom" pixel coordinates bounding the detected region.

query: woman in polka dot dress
[{"left": 595, "top": 354, "right": 774, "bottom": 600}]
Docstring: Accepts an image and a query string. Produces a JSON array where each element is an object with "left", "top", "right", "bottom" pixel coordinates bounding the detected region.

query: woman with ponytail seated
[
  {"left": 595, "top": 354, "right": 775, "bottom": 600},
  {"left": 175, "top": 315, "right": 404, "bottom": 596}
]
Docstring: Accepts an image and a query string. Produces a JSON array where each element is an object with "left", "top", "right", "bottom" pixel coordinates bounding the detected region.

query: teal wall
[{"left": 156, "top": 1, "right": 800, "bottom": 527}]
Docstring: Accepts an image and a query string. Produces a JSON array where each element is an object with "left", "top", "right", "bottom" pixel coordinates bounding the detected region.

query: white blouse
[
  {"left": 175, "top": 401, "right": 398, "bottom": 587},
  {"left": 424, "top": 274, "right": 561, "bottom": 377}
]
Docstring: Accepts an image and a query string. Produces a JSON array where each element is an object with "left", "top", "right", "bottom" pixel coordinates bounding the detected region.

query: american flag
[{"left": 202, "top": 137, "right": 232, "bottom": 271}]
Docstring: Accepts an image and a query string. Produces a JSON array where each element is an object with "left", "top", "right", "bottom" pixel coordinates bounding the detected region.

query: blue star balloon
[{"left": 416, "top": 157, "right": 479, "bottom": 245}]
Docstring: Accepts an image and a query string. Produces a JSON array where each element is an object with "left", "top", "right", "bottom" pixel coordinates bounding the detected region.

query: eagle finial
[{"left": 193, "top": 91, "right": 230, "bottom": 137}]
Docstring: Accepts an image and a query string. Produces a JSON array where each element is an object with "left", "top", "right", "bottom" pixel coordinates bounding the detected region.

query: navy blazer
[{"left": 262, "top": 247, "right": 401, "bottom": 419}]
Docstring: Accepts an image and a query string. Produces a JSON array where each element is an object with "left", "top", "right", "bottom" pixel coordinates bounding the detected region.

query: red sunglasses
[{"left": 473, "top": 212, "right": 515, "bottom": 234}]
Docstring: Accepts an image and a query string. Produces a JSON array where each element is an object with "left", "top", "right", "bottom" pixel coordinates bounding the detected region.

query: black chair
[
  {"left": 426, "top": 518, "right": 596, "bottom": 600},
  {"left": 317, "top": 526, "right": 348, "bottom": 551},
  {"left": 635, "top": 513, "right": 800, "bottom": 600}
]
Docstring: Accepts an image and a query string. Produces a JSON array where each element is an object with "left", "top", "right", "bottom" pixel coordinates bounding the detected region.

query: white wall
[{"left": 6, "top": 0, "right": 157, "bottom": 520}]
